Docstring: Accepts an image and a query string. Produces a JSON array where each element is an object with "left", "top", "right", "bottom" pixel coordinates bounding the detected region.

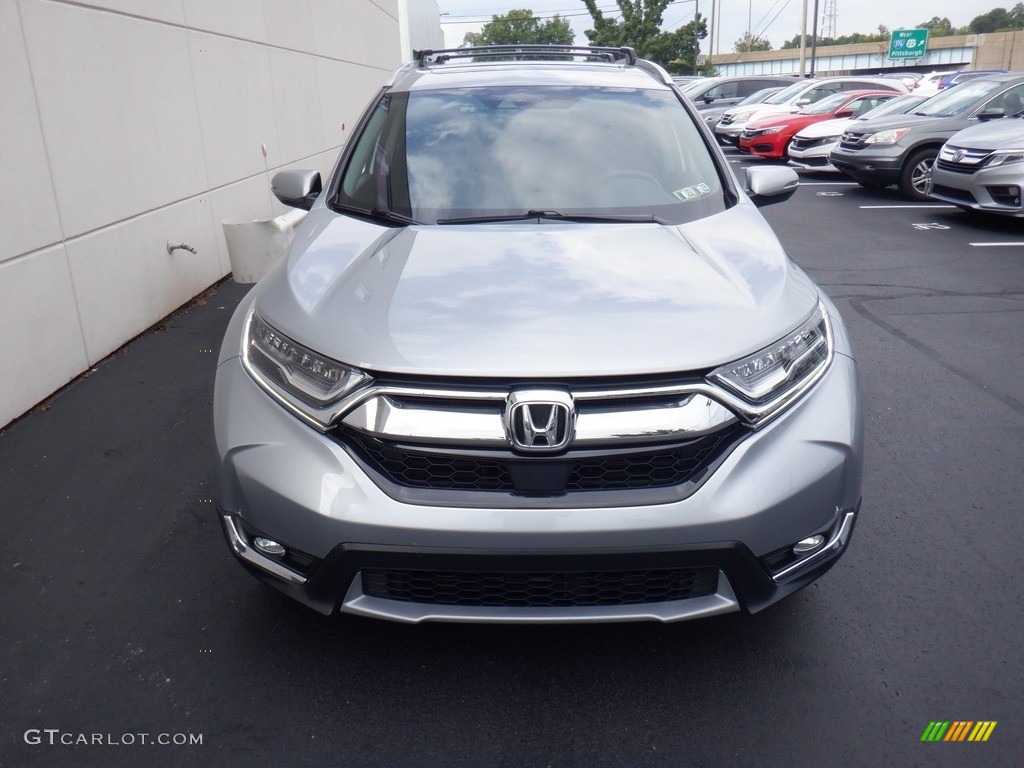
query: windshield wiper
[
  {"left": 437, "top": 210, "right": 663, "bottom": 225},
  {"left": 336, "top": 204, "right": 421, "bottom": 226}
]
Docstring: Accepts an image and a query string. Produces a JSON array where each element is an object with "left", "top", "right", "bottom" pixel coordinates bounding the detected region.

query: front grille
[
  {"left": 790, "top": 136, "right": 834, "bottom": 151},
  {"left": 361, "top": 566, "right": 720, "bottom": 607},
  {"left": 340, "top": 425, "right": 743, "bottom": 495},
  {"left": 935, "top": 159, "right": 978, "bottom": 174},
  {"left": 838, "top": 131, "right": 867, "bottom": 150}
]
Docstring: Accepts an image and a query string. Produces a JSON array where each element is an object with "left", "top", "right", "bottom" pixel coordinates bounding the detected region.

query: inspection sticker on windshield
[{"left": 674, "top": 183, "right": 711, "bottom": 201}]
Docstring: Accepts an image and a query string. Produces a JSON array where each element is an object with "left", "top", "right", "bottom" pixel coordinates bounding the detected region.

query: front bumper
[
  {"left": 929, "top": 165, "right": 1024, "bottom": 217},
  {"left": 715, "top": 121, "right": 746, "bottom": 145},
  {"left": 222, "top": 509, "right": 858, "bottom": 622},
  {"left": 214, "top": 335, "right": 864, "bottom": 622},
  {"left": 739, "top": 134, "right": 786, "bottom": 159},
  {"left": 788, "top": 142, "right": 840, "bottom": 172},
  {"left": 829, "top": 143, "right": 906, "bottom": 185}
]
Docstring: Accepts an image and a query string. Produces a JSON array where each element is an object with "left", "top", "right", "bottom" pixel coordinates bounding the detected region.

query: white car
[
  {"left": 912, "top": 71, "right": 955, "bottom": 96},
  {"left": 788, "top": 93, "right": 932, "bottom": 172},
  {"left": 715, "top": 76, "right": 908, "bottom": 145}
]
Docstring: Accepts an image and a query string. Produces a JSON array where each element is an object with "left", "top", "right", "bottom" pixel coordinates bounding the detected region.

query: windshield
[
  {"left": 681, "top": 78, "right": 716, "bottom": 97},
  {"left": 737, "top": 87, "right": 783, "bottom": 106},
  {"left": 857, "top": 93, "right": 928, "bottom": 120},
  {"left": 336, "top": 86, "right": 725, "bottom": 225},
  {"left": 800, "top": 91, "right": 851, "bottom": 115},
  {"left": 914, "top": 79, "right": 1003, "bottom": 117},
  {"left": 765, "top": 81, "right": 813, "bottom": 105}
]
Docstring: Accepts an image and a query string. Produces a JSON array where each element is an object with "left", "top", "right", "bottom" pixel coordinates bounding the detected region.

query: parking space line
[
  {"left": 859, "top": 204, "right": 957, "bottom": 209},
  {"left": 970, "top": 242, "right": 1024, "bottom": 247}
]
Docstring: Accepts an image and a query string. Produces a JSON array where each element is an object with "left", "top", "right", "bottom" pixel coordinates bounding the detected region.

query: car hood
[
  {"left": 250, "top": 205, "right": 820, "bottom": 378},
  {"left": 796, "top": 117, "right": 855, "bottom": 138},
  {"left": 748, "top": 113, "right": 819, "bottom": 131},
  {"left": 945, "top": 117, "right": 1024, "bottom": 150},
  {"left": 728, "top": 104, "right": 797, "bottom": 120},
  {"left": 851, "top": 112, "right": 968, "bottom": 135}
]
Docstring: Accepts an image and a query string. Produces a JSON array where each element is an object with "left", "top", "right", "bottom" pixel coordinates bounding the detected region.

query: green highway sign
[{"left": 889, "top": 29, "right": 929, "bottom": 59}]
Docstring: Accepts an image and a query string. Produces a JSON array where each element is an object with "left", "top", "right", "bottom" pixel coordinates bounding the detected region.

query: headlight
[
  {"left": 984, "top": 150, "right": 1024, "bottom": 168},
  {"left": 242, "top": 310, "right": 368, "bottom": 429},
  {"left": 708, "top": 304, "right": 833, "bottom": 423},
  {"left": 863, "top": 128, "right": 911, "bottom": 145},
  {"left": 758, "top": 126, "right": 785, "bottom": 135}
]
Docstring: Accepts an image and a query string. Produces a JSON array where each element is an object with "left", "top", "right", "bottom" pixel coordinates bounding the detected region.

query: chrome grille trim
[{"left": 341, "top": 393, "right": 739, "bottom": 447}]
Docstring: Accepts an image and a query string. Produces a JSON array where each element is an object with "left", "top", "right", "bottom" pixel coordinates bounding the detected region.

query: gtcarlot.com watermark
[{"left": 24, "top": 729, "right": 203, "bottom": 747}]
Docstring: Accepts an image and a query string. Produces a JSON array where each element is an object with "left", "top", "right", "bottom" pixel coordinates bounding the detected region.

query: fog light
[
  {"left": 254, "top": 537, "right": 286, "bottom": 557},
  {"left": 793, "top": 535, "right": 825, "bottom": 556}
]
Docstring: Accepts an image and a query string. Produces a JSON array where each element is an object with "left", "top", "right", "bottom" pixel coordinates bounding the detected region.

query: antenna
[{"left": 820, "top": 0, "right": 837, "bottom": 40}]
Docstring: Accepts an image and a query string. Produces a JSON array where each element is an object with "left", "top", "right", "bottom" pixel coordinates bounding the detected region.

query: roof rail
[{"left": 414, "top": 45, "right": 638, "bottom": 67}]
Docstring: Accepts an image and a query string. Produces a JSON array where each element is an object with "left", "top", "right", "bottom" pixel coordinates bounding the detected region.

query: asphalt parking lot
[{"left": 2, "top": 151, "right": 1022, "bottom": 767}]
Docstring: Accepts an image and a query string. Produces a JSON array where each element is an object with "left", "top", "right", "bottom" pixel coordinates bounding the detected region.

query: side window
[
  {"left": 706, "top": 83, "right": 738, "bottom": 100},
  {"left": 991, "top": 85, "right": 1024, "bottom": 115},
  {"left": 806, "top": 85, "right": 840, "bottom": 103},
  {"left": 736, "top": 81, "right": 763, "bottom": 97},
  {"left": 848, "top": 96, "right": 890, "bottom": 116}
]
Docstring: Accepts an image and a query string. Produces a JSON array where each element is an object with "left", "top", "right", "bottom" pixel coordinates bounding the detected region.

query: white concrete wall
[
  {"left": 0, "top": 0, "right": 405, "bottom": 428},
  {"left": 399, "top": 0, "right": 445, "bottom": 61}
]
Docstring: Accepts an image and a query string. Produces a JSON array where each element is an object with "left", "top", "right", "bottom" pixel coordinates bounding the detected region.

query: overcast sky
[{"left": 438, "top": 1, "right": 997, "bottom": 57}]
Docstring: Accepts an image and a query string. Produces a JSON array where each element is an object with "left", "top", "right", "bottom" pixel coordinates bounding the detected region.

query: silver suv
[{"left": 214, "top": 45, "right": 863, "bottom": 623}]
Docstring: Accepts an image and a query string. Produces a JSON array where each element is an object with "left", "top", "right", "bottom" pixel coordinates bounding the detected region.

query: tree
[
  {"left": 463, "top": 8, "right": 574, "bottom": 47},
  {"left": 646, "top": 16, "right": 709, "bottom": 75},
  {"left": 581, "top": 0, "right": 706, "bottom": 74},
  {"left": 734, "top": 32, "right": 771, "bottom": 52},
  {"left": 1012, "top": 3, "right": 1024, "bottom": 27},
  {"left": 582, "top": 0, "right": 670, "bottom": 55},
  {"left": 919, "top": 16, "right": 956, "bottom": 37},
  {"left": 968, "top": 7, "right": 1015, "bottom": 33}
]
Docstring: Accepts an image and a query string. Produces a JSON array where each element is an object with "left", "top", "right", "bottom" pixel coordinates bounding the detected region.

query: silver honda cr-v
[{"left": 214, "top": 45, "right": 863, "bottom": 623}]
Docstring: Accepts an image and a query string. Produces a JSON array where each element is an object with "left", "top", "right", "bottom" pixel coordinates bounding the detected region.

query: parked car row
[
  {"left": 828, "top": 73, "right": 1024, "bottom": 200},
  {"left": 745, "top": 72, "right": 1024, "bottom": 215},
  {"left": 738, "top": 90, "right": 898, "bottom": 160},
  {"left": 714, "top": 76, "right": 909, "bottom": 145},
  {"left": 788, "top": 93, "right": 931, "bottom": 171},
  {"left": 687, "top": 71, "right": 1022, "bottom": 215}
]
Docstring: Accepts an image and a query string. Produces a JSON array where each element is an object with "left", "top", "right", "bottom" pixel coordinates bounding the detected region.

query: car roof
[{"left": 389, "top": 45, "right": 674, "bottom": 92}]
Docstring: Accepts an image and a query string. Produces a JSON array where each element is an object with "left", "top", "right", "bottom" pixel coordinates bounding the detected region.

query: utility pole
[
  {"left": 799, "top": 0, "right": 808, "bottom": 75},
  {"left": 810, "top": 0, "right": 819, "bottom": 77}
]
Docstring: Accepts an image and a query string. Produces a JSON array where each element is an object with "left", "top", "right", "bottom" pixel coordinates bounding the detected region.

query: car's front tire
[{"left": 899, "top": 148, "right": 937, "bottom": 201}]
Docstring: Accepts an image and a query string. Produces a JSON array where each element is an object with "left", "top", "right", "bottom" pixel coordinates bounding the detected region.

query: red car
[{"left": 738, "top": 90, "right": 897, "bottom": 159}]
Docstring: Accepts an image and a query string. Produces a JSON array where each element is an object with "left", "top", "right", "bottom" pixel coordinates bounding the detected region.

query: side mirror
[
  {"left": 703, "top": 94, "right": 715, "bottom": 103},
  {"left": 744, "top": 166, "right": 799, "bottom": 207},
  {"left": 976, "top": 107, "right": 1005, "bottom": 121},
  {"left": 794, "top": 98, "right": 811, "bottom": 107},
  {"left": 834, "top": 108, "right": 855, "bottom": 118},
  {"left": 271, "top": 170, "right": 322, "bottom": 210}
]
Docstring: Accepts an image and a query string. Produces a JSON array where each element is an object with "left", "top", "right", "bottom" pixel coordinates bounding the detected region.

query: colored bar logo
[{"left": 921, "top": 721, "right": 997, "bottom": 742}]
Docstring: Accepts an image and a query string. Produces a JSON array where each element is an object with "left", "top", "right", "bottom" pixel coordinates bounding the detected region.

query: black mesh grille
[
  {"left": 935, "top": 159, "right": 977, "bottom": 174},
  {"left": 361, "top": 567, "right": 720, "bottom": 607},
  {"left": 838, "top": 132, "right": 867, "bottom": 150},
  {"left": 341, "top": 425, "right": 742, "bottom": 495}
]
